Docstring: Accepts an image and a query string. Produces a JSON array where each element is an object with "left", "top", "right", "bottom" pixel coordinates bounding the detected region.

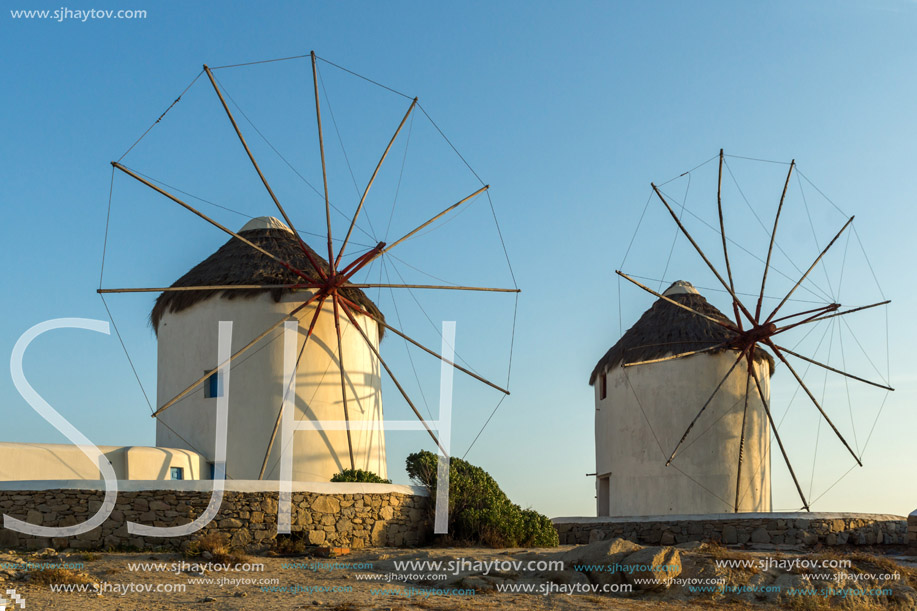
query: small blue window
[
  {"left": 203, "top": 370, "right": 222, "bottom": 398},
  {"left": 170, "top": 467, "right": 184, "bottom": 480}
]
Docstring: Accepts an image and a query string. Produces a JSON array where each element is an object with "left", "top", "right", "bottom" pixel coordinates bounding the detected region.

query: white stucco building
[{"left": 590, "top": 281, "right": 773, "bottom": 516}]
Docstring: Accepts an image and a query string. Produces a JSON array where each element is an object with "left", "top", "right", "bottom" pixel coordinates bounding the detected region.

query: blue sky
[{"left": 1, "top": 1, "right": 915, "bottom": 518}]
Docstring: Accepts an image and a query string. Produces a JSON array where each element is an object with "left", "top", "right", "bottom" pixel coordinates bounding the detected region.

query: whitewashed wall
[
  {"left": 594, "top": 352, "right": 772, "bottom": 516},
  {"left": 156, "top": 291, "right": 386, "bottom": 482}
]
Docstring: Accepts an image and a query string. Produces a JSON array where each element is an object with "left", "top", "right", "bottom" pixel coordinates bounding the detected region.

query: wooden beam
[
  {"left": 734, "top": 370, "right": 751, "bottom": 513},
  {"left": 310, "top": 51, "right": 335, "bottom": 269},
  {"left": 749, "top": 357, "right": 810, "bottom": 511},
  {"left": 383, "top": 185, "right": 489, "bottom": 254},
  {"left": 665, "top": 347, "right": 748, "bottom": 466},
  {"left": 774, "top": 343, "right": 892, "bottom": 391},
  {"left": 775, "top": 300, "right": 890, "bottom": 334},
  {"left": 764, "top": 216, "right": 854, "bottom": 325},
  {"left": 98, "top": 284, "right": 314, "bottom": 294},
  {"left": 337, "top": 300, "right": 448, "bottom": 456},
  {"left": 622, "top": 343, "right": 728, "bottom": 368},
  {"left": 717, "top": 148, "right": 743, "bottom": 331},
  {"left": 616, "top": 271, "right": 739, "bottom": 332},
  {"left": 111, "top": 163, "right": 316, "bottom": 284},
  {"left": 151, "top": 297, "right": 317, "bottom": 418},
  {"left": 336, "top": 97, "right": 418, "bottom": 268},
  {"left": 202, "top": 65, "right": 326, "bottom": 280},
  {"left": 258, "top": 297, "right": 327, "bottom": 479},
  {"left": 346, "top": 283, "right": 520, "bottom": 293},
  {"left": 756, "top": 160, "right": 795, "bottom": 321},
  {"left": 337, "top": 294, "right": 510, "bottom": 395},
  {"left": 331, "top": 293, "right": 356, "bottom": 470},
  {"left": 652, "top": 182, "right": 757, "bottom": 327}
]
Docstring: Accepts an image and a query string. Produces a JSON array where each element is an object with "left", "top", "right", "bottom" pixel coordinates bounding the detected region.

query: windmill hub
[{"left": 734, "top": 322, "right": 778, "bottom": 350}]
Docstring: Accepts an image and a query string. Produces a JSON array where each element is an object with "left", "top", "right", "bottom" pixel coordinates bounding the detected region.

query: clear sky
[{"left": 1, "top": 0, "right": 915, "bottom": 519}]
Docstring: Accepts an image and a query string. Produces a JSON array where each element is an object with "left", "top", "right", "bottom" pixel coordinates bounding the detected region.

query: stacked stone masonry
[
  {"left": 0, "top": 490, "right": 432, "bottom": 551},
  {"left": 554, "top": 513, "right": 908, "bottom": 547}
]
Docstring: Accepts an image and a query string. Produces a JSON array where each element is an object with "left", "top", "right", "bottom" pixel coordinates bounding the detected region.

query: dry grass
[
  {"left": 185, "top": 532, "right": 249, "bottom": 565},
  {"left": 782, "top": 595, "right": 900, "bottom": 611},
  {"left": 696, "top": 541, "right": 760, "bottom": 574},
  {"left": 28, "top": 567, "right": 95, "bottom": 586},
  {"left": 271, "top": 533, "right": 309, "bottom": 556}
]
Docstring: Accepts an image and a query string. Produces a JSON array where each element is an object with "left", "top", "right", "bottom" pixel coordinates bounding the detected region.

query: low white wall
[
  {"left": 0, "top": 479, "right": 427, "bottom": 495},
  {"left": 0, "top": 443, "right": 206, "bottom": 481}
]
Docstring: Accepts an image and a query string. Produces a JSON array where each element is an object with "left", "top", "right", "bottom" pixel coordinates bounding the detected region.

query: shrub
[
  {"left": 184, "top": 532, "right": 248, "bottom": 564},
  {"left": 331, "top": 469, "right": 391, "bottom": 484},
  {"left": 405, "top": 450, "right": 558, "bottom": 548}
]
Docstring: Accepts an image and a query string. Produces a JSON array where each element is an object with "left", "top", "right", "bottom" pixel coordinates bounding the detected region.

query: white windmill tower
[{"left": 591, "top": 280, "right": 773, "bottom": 516}]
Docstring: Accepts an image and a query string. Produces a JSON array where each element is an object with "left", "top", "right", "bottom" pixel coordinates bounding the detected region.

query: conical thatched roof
[
  {"left": 589, "top": 281, "right": 774, "bottom": 385},
  {"left": 151, "top": 217, "right": 384, "bottom": 333}
]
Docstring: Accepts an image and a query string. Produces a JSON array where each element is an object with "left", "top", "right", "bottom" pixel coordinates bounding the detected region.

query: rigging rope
[
  {"left": 316, "top": 61, "right": 370, "bottom": 212},
  {"left": 117, "top": 70, "right": 204, "bottom": 162},
  {"left": 210, "top": 54, "right": 308, "bottom": 70},
  {"left": 384, "top": 111, "right": 415, "bottom": 241},
  {"left": 658, "top": 172, "right": 691, "bottom": 292}
]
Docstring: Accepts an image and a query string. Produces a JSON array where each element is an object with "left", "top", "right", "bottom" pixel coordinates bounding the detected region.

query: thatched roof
[
  {"left": 151, "top": 217, "right": 384, "bottom": 334},
  {"left": 589, "top": 281, "right": 774, "bottom": 385}
]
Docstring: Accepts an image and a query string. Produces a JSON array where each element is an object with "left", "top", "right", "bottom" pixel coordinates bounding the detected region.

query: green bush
[
  {"left": 331, "top": 468, "right": 391, "bottom": 484},
  {"left": 405, "top": 450, "right": 558, "bottom": 548}
]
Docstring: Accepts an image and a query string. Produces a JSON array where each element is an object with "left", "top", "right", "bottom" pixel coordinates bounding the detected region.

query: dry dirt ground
[{"left": 1, "top": 541, "right": 915, "bottom": 610}]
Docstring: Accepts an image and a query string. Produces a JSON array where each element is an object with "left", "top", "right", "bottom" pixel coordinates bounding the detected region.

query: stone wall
[
  {"left": 553, "top": 512, "right": 908, "bottom": 547},
  {"left": 0, "top": 483, "right": 431, "bottom": 551}
]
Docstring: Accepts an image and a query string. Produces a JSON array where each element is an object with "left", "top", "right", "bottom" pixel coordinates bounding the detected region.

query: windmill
[
  {"left": 610, "top": 149, "right": 893, "bottom": 513},
  {"left": 98, "top": 52, "right": 518, "bottom": 481}
]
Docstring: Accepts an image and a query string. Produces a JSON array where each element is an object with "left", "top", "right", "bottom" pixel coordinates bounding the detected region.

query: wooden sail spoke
[
  {"left": 151, "top": 296, "right": 317, "bottom": 418},
  {"left": 332, "top": 294, "right": 357, "bottom": 470},
  {"left": 775, "top": 300, "right": 890, "bottom": 334},
  {"left": 111, "top": 163, "right": 317, "bottom": 285},
  {"left": 769, "top": 303, "right": 839, "bottom": 326},
  {"left": 773, "top": 343, "right": 893, "bottom": 391},
  {"left": 756, "top": 160, "right": 795, "bottom": 321},
  {"left": 202, "top": 65, "right": 327, "bottom": 280},
  {"left": 748, "top": 356, "right": 810, "bottom": 511},
  {"left": 337, "top": 300, "right": 448, "bottom": 456},
  {"left": 99, "top": 284, "right": 316, "bottom": 294},
  {"left": 764, "top": 216, "right": 855, "bottom": 325},
  {"left": 616, "top": 271, "right": 739, "bottom": 332},
  {"left": 336, "top": 98, "right": 418, "bottom": 268},
  {"left": 346, "top": 283, "right": 520, "bottom": 293},
  {"left": 665, "top": 347, "right": 748, "bottom": 466},
  {"left": 336, "top": 294, "right": 509, "bottom": 395},
  {"left": 310, "top": 51, "right": 335, "bottom": 269},
  {"left": 734, "top": 370, "right": 752, "bottom": 513},
  {"left": 764, "top": 340, "right": 863, "bottom": 466},
  {"left": 382, "top": 185, "right": 489, "bottom": 255},
  {"left": 717, "top": 149, "right": 743, "bottom": 331},
  {"left": 651, "top": 183, "right": 757, "bottom": 327},
  {"left": 622, "top": 343, "right": 728, "bottom": 368},
  {"left": 258, "top": 296, "right": 327, "bottom": 480}
]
